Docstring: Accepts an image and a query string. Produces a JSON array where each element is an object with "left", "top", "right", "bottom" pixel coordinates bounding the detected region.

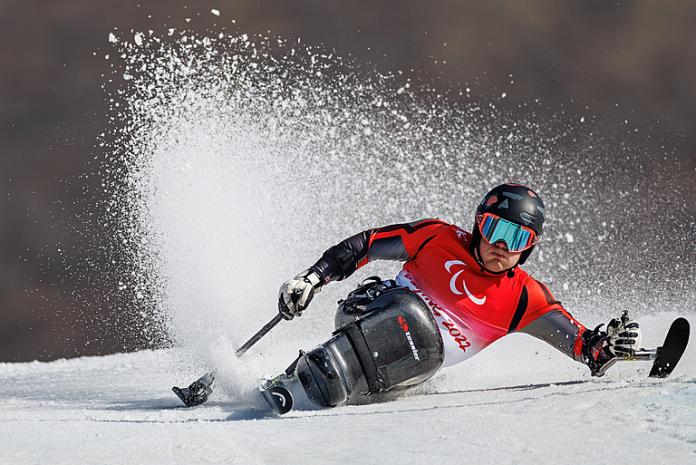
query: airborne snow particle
[
  {"left": 134, "top": 33, "right": 143, "bottom": 46},
  {"left": 108, "top": 33, "right": 117, "bottom": 43},
  {"left": 105, "top": 28, "right": 672, "bottom": 368},
  {"left": 211, "top": 9, "right": 220, "bottom": 16}
]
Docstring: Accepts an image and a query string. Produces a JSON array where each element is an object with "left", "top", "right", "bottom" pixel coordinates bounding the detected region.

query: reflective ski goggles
[{"left": 476, "top": 212, "right": 539, "bottom": 252}]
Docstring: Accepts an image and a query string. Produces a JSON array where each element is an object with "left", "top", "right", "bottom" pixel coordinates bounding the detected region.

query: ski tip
[
  {"left": 675, "top": 317, "right": 690, "bottom": 330},
  {"left": 670, "top": 317, "right": 690, "bottom": 343},
  {"left": 647, "top": 317, "right": 690, "bottom": 379}
]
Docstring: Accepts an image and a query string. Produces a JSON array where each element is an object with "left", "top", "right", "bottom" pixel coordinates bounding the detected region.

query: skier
[{"left": 177, "top": 183, "right": 643, "bottom": 413}]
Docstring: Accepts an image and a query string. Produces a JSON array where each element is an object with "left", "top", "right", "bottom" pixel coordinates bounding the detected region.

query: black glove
[
  {"left": 277, "top": 270, "right": 322, "bottom": 320},
  {"left": 582, "top": 324, "right": 613, "bottom": 376},
  {"left": 582, "top": 311, "right": 642, "bottom": 376}
]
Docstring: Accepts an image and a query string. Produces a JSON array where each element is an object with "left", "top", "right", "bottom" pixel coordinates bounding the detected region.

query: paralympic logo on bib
[{"left": 444, "top": 260, "right": 486, "bottom": 305}]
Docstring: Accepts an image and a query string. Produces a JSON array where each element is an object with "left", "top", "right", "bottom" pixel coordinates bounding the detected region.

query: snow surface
[{"left": 2, "top": 313, "right": 695, "bottom": 465}]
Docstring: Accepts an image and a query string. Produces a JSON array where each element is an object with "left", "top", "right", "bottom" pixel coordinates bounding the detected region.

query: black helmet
[{"left": 472, "top": 183, "right": 545, "bottom": 266}]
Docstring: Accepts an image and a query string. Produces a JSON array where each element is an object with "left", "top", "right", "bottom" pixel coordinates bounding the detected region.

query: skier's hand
[
  {"left": 278, "top": 270, "right": 322, "bottom": 320},
  {"left": 606, "top": 314, "right": 642, "bottom": 356}
]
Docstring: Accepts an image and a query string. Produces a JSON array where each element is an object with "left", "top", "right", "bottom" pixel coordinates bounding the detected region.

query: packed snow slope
[{"left": 2, "top": 312, "right": 695, "bottom": 465}]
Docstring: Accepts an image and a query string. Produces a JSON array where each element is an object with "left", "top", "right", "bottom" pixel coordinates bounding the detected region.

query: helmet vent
[
  {"left": 502, "top": 191, "right": 523, "bottom": 200},
  {"left": 519, "top": 212, "right": 535, "bottom": 225}
]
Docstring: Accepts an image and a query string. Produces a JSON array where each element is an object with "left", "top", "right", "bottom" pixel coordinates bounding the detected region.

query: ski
[
  {"left": 172, "top": 371, "right": 216, "bottom": 407},
  {"left": 648, "top": 317, "right": 690, "bottom": 378},
  {"left": 172, "top": 370, "right": 294, "bottom": 414}
]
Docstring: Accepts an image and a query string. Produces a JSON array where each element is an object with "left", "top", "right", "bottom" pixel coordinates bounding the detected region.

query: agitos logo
[
  {"left": 397, "top": 315, "right": 420, "bottom": 361},
  {"left": 444, "top": 260, "right": 486, "bottom": 305}
]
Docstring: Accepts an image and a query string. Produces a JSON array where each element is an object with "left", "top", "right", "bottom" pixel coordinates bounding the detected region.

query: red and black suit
[{"left": 310, "top": 219, "right": 589, "bottom": 367}]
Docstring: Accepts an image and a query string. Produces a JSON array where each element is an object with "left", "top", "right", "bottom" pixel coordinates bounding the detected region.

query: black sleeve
[
  {"left": 309, "top": 230, "right": 373, "bottom": 283},
  {"left": 308, "top": 219, "right": 446, "bottom": 284}
]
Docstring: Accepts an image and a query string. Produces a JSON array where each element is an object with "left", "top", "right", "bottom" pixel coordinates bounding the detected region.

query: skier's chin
[
  {"left": 478, "top": 241, "right": 521, "bottom": 272},
  {"left": 485, "top": 259, "right": 508, "bottom": 273}
]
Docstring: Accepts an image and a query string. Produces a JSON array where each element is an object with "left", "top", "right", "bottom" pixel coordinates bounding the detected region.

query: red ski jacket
[{"left": 310, "top": 219, "right": 588, "bottom": 367}]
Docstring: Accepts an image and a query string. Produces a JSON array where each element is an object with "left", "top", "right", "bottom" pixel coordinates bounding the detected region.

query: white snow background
[{"left": 2, "top": 28, "right": 695, "bottom": 464}]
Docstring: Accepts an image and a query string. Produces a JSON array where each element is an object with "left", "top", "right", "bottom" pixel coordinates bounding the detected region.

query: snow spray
[{"left": 102, "top": 28, "right": 696, "bottom": 398}]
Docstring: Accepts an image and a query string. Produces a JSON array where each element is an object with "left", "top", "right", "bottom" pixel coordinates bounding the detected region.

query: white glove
[
  {"left": 277, "top": 270, "right": 322, "bottom": 320},
  {"left": 606, "top": 313, "right": 642, "bottom": 356}
]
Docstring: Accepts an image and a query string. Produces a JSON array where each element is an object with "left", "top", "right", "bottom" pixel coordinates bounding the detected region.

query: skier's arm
[
  {"left": 515, "top": 279, "right": 644, "bottom": 375},
  {"left": 309, "top": 219, "right": 447, "bottom": 284},
  {"left": 514, "top": 279, "right": 587, "bottom": 362},
  {"left": 278, "top": 219, "right": 446, "bottom": 320}
]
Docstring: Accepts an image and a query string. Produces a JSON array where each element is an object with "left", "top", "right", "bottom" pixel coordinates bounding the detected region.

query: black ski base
[{"left": 649, "top": 317, "right": 690, "bottom": 378}]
